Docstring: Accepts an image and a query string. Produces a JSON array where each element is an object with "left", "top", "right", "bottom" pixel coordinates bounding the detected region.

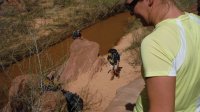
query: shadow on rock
[{"left": 125, "top": 103, "right": 135, "bottom": 111}]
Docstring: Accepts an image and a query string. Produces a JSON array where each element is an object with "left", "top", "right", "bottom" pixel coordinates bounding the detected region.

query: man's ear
[{"left": 148, "top": 0, "right": 153, "bottom": 6}]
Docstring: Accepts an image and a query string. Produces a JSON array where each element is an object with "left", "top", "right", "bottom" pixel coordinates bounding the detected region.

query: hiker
[
  {"left": 72, "top": 30, "right": 82, "bottom": 40},
  {"left": 125, "top": 0, "right": 200, "bottom": 112},
  {"left": 61, "top": 89, "right": 83, "bottom": 112},
  {"left": 107, "top": 48, "right": 120, "bottom": 80}
]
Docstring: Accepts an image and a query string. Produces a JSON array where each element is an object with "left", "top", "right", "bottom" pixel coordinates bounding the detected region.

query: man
[
  {"left": 107, "top": 48, "right": 120, "bottom": 80},
  {"left": 125, "top": 0, "right": 200, "bottom": 112}
]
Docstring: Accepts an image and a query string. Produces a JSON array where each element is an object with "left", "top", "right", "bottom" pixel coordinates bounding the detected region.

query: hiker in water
[
  {"left": 72, "top": 30, "right": 82, "bottom": 40},
  {"left": 107, "top": 48, "right": 120, "bottom": 80}
]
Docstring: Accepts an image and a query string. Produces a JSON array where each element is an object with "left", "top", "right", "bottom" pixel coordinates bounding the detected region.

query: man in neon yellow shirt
[{"left": 125, "top": 0, "right": 200, "bottom": 112}]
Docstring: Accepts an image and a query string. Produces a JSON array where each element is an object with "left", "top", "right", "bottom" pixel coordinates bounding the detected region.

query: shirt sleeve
[{"left": 141, "top": 37, "right": 176, "bottom": 77}]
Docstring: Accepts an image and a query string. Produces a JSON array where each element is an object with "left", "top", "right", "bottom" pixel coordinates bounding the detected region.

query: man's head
[{"left": 125, "top": 0, "right": 176, "bottom": 25}]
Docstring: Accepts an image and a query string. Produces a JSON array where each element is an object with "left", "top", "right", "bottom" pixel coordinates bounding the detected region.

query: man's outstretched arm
[{"left": 146, "top": 76, "right": 176, "bottom": 112}]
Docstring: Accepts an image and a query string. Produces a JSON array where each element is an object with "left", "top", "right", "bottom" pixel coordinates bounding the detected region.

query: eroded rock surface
[
  {"left": 104, "top": 77, "right": 144, "bottom": 112},
  {"left": 59, "top": 38, "right": 100, "bottom": 83}
]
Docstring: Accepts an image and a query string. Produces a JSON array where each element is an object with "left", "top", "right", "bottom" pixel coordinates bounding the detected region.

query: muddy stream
[{"left": 0, "top": 12, "right": 131, "bottom": 108}]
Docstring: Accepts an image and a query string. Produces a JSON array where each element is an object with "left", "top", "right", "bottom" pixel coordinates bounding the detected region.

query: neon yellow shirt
[{"left": 134, "top": 13, "right": 200, "bottom": 112}]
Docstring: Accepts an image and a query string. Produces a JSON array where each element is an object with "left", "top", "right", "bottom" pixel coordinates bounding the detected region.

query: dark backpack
[
  {"left": 72, "top": 30, "right": 81, "bottom": 39},
  {"left": 0, "top": 0, "right": 4, "bottom": 5},
  {"left": 61, "top": 90, "right": 83, "bottom": 112},
  {"left": 107, "top": 49, "right": 120, "bottom": 65}
]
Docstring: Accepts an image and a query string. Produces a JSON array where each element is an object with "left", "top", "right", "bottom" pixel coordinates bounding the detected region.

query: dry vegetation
[
  {"left": 0, "top": 0, "right": 125, "bottom": 68},
  {"left": 79, "top": 86, "right": 103, "bottom": 112},
  {"left": 10, "top": 81, "right": 39, "bottom": 112},
  {"left": 0, "top": 0, "right": 125, "bottom": 110},
  {"left": 175, "top": 0, "right": 197, "bottom": 11}
]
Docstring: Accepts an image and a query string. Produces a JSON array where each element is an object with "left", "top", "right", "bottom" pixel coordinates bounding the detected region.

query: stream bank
[{"left": 0, "top": 12, "right": 132, "bottom": 109}]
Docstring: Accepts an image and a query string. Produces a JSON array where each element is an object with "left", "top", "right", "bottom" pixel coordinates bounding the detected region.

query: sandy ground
[{"left": 65, "top": 33, "right": 142, "bottom": 112}]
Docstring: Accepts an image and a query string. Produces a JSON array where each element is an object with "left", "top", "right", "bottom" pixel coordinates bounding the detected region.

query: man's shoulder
[
  {"left": 141, "top": 23, "right": 180, "bottom": 54},
  {"left": 143, "top": 22, "right": 179, "bottom": 43}
]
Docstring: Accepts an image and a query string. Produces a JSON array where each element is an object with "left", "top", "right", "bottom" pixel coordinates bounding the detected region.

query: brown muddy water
[{"left": 0, "top": 12, "right": 131, "bottom": 108}]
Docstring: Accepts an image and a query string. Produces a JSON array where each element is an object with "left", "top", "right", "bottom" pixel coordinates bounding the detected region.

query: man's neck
[{"left": 151, "top": 2, "right": 183, "bottom": 25}]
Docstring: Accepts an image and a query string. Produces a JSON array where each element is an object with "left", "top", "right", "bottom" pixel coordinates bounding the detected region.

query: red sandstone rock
[
  {"left": 2, "top": 75, "right": 30, "bottom": 112},
  {"left": 104, "top": 77, "right": 144, "bottom": 112},
  {"left": 33, "top": 91, "right": 66, "bottom": 112},
  {"left": 59, "top": 38, "right": 100, "bottom": 83}
]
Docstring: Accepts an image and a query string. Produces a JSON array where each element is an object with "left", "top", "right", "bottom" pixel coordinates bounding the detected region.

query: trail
[{"left": 65, "top": 33, "right": 143, "bottom": 112}]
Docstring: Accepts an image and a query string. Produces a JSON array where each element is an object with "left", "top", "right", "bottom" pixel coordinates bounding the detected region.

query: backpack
[
  {"left": 107, "top": 49, "right": 120, "bottom": 65},
  {"left": 61, "top": 90, "right": 84, "bottom": 112},
  {"left": 72, "top": 30, "right": 81, "bottom": 39}
]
